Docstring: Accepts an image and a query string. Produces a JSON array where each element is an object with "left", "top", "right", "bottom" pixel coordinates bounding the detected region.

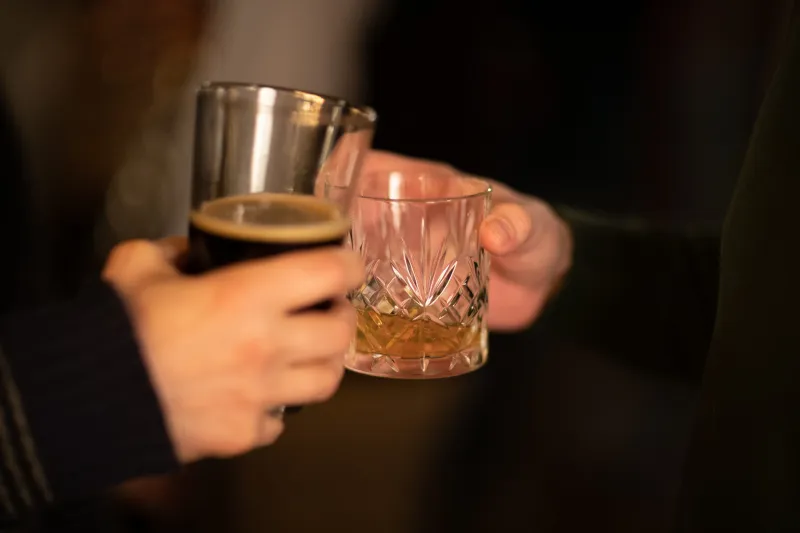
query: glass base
[{"left": 345, "top": 348, "right": 487, "bottom": 380}]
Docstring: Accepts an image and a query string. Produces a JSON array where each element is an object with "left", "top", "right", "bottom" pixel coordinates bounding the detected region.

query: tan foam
[{"left": 191, "top": 193, "right": 350, "bottom": 243}]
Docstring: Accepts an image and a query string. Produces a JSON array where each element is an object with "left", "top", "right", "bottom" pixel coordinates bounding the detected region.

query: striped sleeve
[
  {"left": 0, "top": 347, "right": 51, "bottom": 520},
  {"left": 0, "top": 281, "right": 178, "bottom": 522}
]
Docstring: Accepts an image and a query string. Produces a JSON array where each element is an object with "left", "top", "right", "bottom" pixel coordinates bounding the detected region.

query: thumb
[
  {"left": 103, "top": 238, "right": 183, "bottom": 290},
  {"left": 480, "top": 202, "right": 533, "bottom": 256},
  {"left": 153, "top": 236, "right": 189, "bottom": 265}
]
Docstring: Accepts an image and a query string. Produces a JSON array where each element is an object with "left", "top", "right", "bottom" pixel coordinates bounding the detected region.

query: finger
[
  {"left": 271, "top": 362, "right": 345, "bottom": 406},
  {"left": 361, "top": 150, "right": 444, "bottom": 173},
  {"left": 214, "top": 248, "right": 364, "bottom": 311},
  {"left": 103, "top": 239, "right": 180, "bottom": 285},
  {"left": 480, "top": 203, "right": 533, "bottom": 256},
  {"left": 255, "top": 414, "right": 285, "bottom": 448},
  {"left": 153, "top": 236, "right": 189, "bottom": 265},
  {"left": 279, "top": 299, "right": 355, "bottom": 364}
]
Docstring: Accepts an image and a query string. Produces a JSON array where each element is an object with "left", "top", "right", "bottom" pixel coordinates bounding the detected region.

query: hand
[
  {"left": 102, "top": 237, "right": 363, "bottom": 463},
  {"left": 361, "top": 151, "right": 572, "bottom": 332},
  {"left": 479, "top": 181, "right": 572, "bottom": 330}
]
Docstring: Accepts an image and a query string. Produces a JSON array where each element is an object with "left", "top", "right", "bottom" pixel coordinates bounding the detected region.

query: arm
[
  {"left": 535, "top": 208, "right": 721, "bottom": 381},
  {"left": 355, "top": 153, "right": 722, "bottom": 380},
  {"left": 0, "top": 281, "right": 178, "bottom": 521}
]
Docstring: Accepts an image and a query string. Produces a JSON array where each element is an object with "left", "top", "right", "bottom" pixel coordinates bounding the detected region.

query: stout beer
[
  {"left": 187, "top": 193, "right": 350, "bottom": 414},
  {"left": 187, "top": 192, "right": 350, "bottom": 274}
]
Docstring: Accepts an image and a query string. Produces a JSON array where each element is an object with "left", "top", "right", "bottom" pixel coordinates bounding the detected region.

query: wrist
[{"left": 542, "top": 210, "right": 573, "bottom": 303}]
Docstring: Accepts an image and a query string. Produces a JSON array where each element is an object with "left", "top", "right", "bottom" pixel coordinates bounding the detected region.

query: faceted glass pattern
[{"left": 345, "top": 171, "right": 491, "bottom": 379}]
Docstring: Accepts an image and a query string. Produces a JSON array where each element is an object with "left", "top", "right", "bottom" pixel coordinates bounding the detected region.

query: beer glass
[
  {"left": 186, "top": 82, "right": 376, "bottom": 274},
  {"left": 186, "top": 82, "right": 377, "bottom": 413},
  {"left": 345, "top": 169, "right": 492, "bottom": 379}
]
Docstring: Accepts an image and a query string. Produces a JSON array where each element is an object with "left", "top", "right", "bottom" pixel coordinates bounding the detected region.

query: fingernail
[{"left": 487, "top": 218, "right": 513, "bottom": 245}]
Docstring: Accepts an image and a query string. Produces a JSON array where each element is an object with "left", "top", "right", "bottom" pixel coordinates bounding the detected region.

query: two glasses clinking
[{"left": 185, "top": 83, "right": 492, "bottom": 387}]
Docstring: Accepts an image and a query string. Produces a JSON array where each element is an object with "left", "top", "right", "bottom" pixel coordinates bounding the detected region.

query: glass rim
[
  {"left": 352, "top": 176, "right": 492, "bottom": 204},
  {"left": 197, "top": 80, "right": 378, "bottom": 122}
]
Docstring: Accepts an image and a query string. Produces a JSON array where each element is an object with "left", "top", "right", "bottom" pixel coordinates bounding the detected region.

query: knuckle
[
  {"left": 215, "top": 417, "right": 259, "bottom": 457},
  {"left": 220, "top": 437, "right": 251, "bottom": 457},
  {"left": 310, "top": 366, "right": 344, "bottom": 403},
  {"left": 259, "top": 418, "right": 285, "bottom": 446},
  {"left": 103, "top": 239, "right": 159, "bottom": 287},
  {"left": 236, "top": 336, "right": 272, "bottom": 372},
  {"left": 500, "top": 203, "right": 532, "bottom": 239},
  {"left": 207, "top": 274, "right": 252, "bottom": 312}
]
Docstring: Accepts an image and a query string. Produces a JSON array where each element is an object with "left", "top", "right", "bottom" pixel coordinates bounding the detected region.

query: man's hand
[
  {"left": 479, "top": 181, "right": 572, "bottom": 330},
  {"left": 103, "top": 237, "right": 363, "bottom": 463},
  {"left": 361, "top": 151, "right": 572, "bottom": 332}
]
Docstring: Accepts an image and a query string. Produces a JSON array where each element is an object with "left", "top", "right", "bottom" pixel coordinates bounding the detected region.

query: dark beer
[
  {"left": 188, "top": 194, "right": 351, "bottom": 413},
  {"left": 187, "top": 192, "right": 350, "bottom": 274}
]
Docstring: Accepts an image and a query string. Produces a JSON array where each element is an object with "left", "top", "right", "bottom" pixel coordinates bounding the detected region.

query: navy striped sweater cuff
[{"left": 0, "top": 281, "right": 178, "bottom": 512}]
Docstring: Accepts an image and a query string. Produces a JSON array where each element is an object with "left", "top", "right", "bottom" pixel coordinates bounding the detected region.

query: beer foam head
[{"left": 191, "top": 193, "right": 349, "bottom": 243}]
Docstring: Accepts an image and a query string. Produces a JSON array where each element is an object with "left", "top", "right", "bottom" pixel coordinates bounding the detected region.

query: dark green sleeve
[{"left": 532, "top": 207, "right": 721, "bottom": 381}]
